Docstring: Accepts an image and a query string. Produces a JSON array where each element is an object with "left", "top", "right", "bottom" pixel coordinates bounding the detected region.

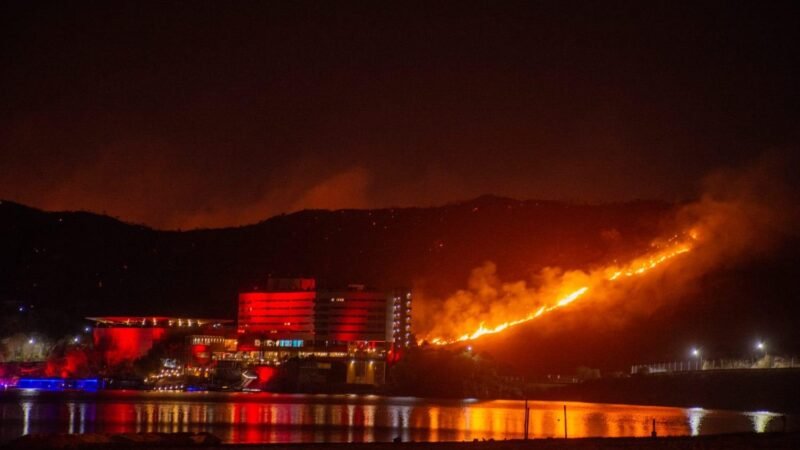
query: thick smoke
[{"left": 417, "top": 155, "right": 799, "bottom": 341}]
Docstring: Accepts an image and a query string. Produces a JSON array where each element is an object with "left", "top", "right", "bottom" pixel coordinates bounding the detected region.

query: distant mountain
[
  {"left": 3, "top": 197, "right": 799, "bottom": 373},
  {"left": 0, "top": 196, "right": 672, "bottom": 320}
]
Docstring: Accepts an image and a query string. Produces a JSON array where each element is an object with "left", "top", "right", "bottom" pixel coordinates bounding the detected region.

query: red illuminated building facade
[
  {"left": 87, "top": 316, "right": 233, "bottom": 367},
  {"left": 237, "top": 278, "right": 412, "bottom": 385},
  {"left": 84, "top": 279, "right": 412, "bottom": 388}
]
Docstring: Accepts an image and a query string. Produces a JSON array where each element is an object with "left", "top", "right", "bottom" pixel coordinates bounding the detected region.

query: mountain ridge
[
  {"left": 3, "top": 196, "right": 799, "bottom": 372},
  {"left": 0, "top": 196, "right": 673, "bottom": 315}
]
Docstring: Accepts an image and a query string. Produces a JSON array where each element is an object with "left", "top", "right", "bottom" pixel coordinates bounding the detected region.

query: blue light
[
  {"left": 74, "top": 378, "right": 100, "bottom": 392},
  {"left": 17, "top": 378, "right": 66, "bottom": 391},
  {"left": 17, "top": 378, "right": 101, "bottom": 392}
]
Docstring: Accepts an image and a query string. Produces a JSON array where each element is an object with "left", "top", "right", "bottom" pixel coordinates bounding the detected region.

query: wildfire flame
[{"left": 426, "top": 232, "right": 696, "bottom": 346}]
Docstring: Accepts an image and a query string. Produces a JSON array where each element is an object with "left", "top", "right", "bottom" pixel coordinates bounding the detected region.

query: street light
[
  {"left": 756, "top": 341, "right": 765, "bottom": 351},
  {"left": 691, "top": 347, "right": 701, "bottom": 370},
  {"left": 27, "top": 338, "right": 35, "bottom": 345}
]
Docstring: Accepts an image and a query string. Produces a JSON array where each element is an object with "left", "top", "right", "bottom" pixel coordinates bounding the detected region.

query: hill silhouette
[
  {"left": 0, "top": 196, "right": 671, "bottom": 318},
  {"left": 3, "top": 197, "right": 797, "bottom": 372}
]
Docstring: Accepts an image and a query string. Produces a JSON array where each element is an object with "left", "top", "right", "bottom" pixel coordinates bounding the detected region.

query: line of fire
[{"left": 79, "top": 278, "right": 412, "bottom": 391}]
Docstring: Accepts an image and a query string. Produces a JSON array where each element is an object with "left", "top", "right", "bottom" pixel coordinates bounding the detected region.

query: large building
[
  {"left": 86, "top": 316, "right": 234, "bottom": 366},
  {"left": 84, "top": 279, "right": 412, "bottom": 388},
  {"left": 237, "top": 278, "right": 412, "bottom": 385}
]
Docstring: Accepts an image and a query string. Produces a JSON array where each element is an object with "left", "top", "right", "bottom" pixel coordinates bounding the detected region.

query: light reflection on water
[
  {"left": 688, "top": 407, "right": 706, "bottom": 435},
  {"left": 748, "top": 411, "right": 779, "bottom": 433},
  {"left": 0, "top": 391, "right": 793, "bottom": 443}
]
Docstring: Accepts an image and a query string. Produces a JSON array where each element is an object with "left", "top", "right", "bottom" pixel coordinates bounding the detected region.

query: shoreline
[
  {"left": 0, "top": 388, "right": 792, "bottom": 415},
  {"left": 531, "top": 369, "right": 800, "bottom": 414},
  {"left": 5, "top": 432, "right": 800, "bottom": 449},
  {"left": 1, "top": 388, "right": 796, "bottom": 421}
]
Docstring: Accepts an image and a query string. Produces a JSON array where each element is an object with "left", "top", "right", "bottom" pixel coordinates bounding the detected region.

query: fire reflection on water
[{"left": 1, "top": 393, "right": 793, "bottom": 443}]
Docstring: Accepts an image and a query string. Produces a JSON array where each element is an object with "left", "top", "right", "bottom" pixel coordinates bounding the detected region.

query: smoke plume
[{"left": 418, "top": 155, "right": 799, "bottom": 342}]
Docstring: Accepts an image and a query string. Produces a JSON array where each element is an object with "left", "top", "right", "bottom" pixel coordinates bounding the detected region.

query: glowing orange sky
[{"left": 1, "top": 2, "right": 798, "bottom": 228}]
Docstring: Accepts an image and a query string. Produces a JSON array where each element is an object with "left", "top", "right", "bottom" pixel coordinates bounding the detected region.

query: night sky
[{"left": 1, "top": 1, "right": 797, "bottom": 229}]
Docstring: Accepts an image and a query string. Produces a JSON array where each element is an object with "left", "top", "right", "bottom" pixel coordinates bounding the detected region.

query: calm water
[{"left": 0, "top": 391, "right": 792, "bottom": 443}]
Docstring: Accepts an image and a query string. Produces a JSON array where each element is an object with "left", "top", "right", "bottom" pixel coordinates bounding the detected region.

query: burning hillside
[
  {"left": 419, "top": 158, "right": 798, "bottom": 347},
  {"left": 425, "top": 233, "right": 694, "bottom": 345}
]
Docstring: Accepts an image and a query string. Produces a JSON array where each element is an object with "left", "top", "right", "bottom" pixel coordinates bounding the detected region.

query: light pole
[
  {"left": 754, "top": 341, "right": 767, "bottom": 367},
  {"left": 25, "top": 338, "right": 36, "bottom": 361},
  {"left": 691, "top": 348, "right": 701, "bottom": 370}
]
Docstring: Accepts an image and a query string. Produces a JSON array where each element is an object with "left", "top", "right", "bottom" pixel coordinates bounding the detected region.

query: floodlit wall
[{"left": 93, "top": 327, "right": 167, "bottom": 366}]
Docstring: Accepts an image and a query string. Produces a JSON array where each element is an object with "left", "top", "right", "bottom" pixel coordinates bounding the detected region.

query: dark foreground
[{"left": 4, "top": 432, "right": 800, "bottom": 450}]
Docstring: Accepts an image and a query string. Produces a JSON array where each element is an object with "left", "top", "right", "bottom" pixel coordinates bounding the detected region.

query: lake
[{"left": 0, "top": 391, "right": 791, "bottom": 443}]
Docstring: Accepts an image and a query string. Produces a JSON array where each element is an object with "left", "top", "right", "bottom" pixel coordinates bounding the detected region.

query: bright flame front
[{"left": 425, "top": 234, "right": 695, "bottom": 345}]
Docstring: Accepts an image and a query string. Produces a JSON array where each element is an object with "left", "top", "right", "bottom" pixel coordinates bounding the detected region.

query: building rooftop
[{"left": 85, "top": 316, "right": 234, "bottom": 327}]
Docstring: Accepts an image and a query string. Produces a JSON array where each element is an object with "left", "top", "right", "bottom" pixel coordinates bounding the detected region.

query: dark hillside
[
  {"left": 3, "top": 197, "right": 799, "bottom": 373},
  {"left": 0, "top": 197, "right": 672, "bottom": 322}
]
